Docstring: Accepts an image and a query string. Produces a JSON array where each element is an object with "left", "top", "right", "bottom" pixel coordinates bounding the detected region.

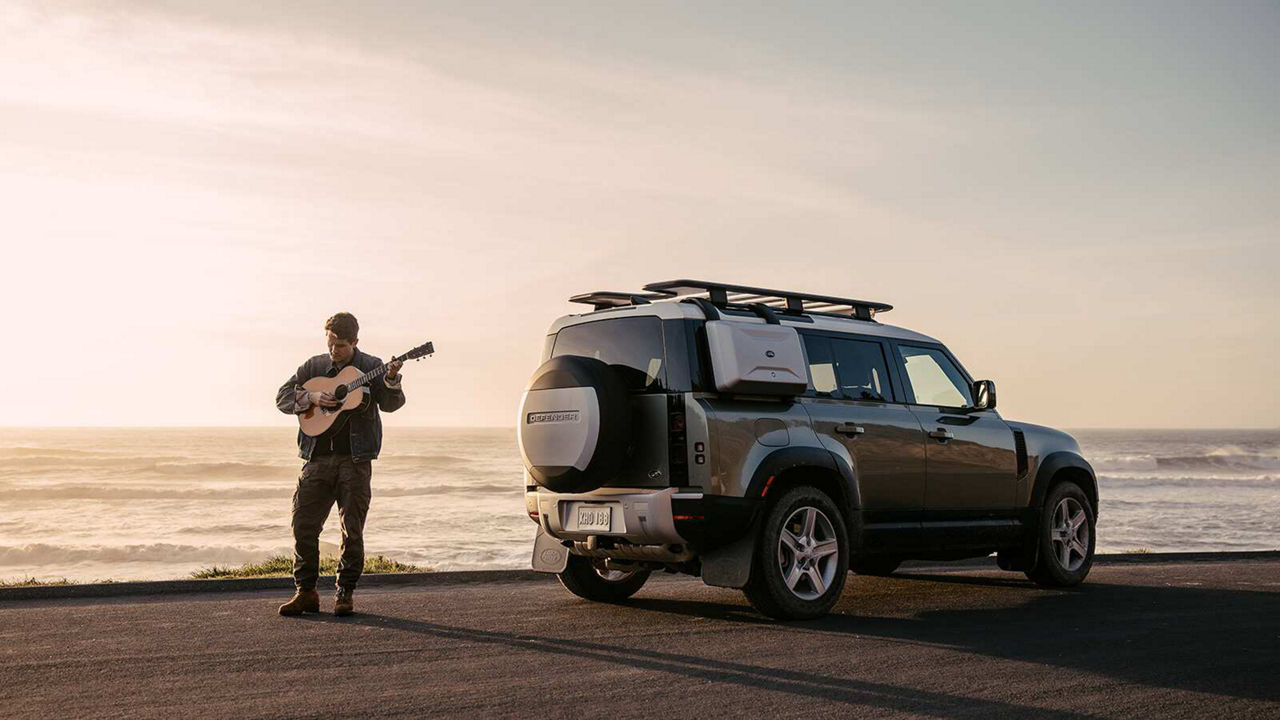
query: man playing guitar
[{"left": 274, "top": 312, "right": 405, "bottom": 617}]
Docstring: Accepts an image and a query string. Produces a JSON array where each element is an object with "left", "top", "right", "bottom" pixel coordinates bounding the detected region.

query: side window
[
  {"left": 898, "top": 346, "right": 974, "bottom": 408},
  {"left": 831, "top": 339, "right": 891, "bottom": 402},
  {"left": 801, "top": 334, "right": 838, "bottom": 396}
]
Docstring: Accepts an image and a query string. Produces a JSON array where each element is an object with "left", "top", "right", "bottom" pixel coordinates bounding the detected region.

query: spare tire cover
[{"left": 518, "top": 355, "right": 631, "bottom": 493}]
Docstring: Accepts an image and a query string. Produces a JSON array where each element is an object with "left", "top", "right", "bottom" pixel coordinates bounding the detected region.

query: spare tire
[{"left": 518, "top": 355, "right": 631, "bottom": 493}]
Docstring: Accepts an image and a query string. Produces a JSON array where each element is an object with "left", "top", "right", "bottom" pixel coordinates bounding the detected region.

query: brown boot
[
  {"left": 334, "top": 588, "right": 355, "bottom": 617},
  {"left": 278, "top": 589, "right": 320, "bottom": 616}
]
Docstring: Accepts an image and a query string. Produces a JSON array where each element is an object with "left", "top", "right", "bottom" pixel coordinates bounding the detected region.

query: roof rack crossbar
[
  {"left": 643, "top": 279, "right": 891, "bottom": 321},
  {"left": 568, "top": 290, "right": 676, "bottom": 311}
]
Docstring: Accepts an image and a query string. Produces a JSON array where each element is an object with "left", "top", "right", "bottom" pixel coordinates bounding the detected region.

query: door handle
[
  {"left": 835, "top": 423, "right": 865, "bottom": 437},
  {"left": 929, "top": 428, "right": 955, "bottom": 441}
]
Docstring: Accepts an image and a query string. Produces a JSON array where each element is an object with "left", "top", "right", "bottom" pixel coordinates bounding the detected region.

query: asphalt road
[{"left": 2, "top": 559, "right": 1278, "bottom": 719}]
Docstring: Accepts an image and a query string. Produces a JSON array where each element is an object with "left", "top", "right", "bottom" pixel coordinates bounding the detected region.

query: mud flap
[
  {"left": 531, "top": 527, "right": 570, "bottom": 573},
  {"left": 999, "top": 535, "right": 1040, "bottom": 572},
  {"left": 700, "top": 529, "right": 756, "bottom": 588}
]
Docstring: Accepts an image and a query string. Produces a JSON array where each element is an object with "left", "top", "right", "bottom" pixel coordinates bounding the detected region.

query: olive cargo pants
[{"left": 291, "top": 455, "right": 372, "bottom": 592}]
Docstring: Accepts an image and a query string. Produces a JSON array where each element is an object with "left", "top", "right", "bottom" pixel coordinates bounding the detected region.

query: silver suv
[{"left": 518, "top": 280, "right": 1097, "bottom": 620}]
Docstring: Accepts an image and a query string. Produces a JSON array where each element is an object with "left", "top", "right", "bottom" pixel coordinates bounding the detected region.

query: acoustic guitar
[{"left": 298, "top": 341, "right": 434, "bottom": 437}]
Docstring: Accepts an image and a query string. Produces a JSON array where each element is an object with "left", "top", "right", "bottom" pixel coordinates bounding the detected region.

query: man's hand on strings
[{"left": 308, "top": 391, "right": 340, "bottom": 408}]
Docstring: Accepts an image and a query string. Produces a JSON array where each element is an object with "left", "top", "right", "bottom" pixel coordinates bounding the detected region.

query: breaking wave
[
  {"left": 379, "top": 454, "right": 474, "bottom": 466},
  {"left": 0, "top": 543, "right": 276, "bottom": 566},
  {"left": 1092, "top": 446, "right": 1280, "bottom": 474},
  {"left": 0, "top": 455, "right": 496, "bottom": 480},
  {"left": 0, "top": 482, "right": 519, "bottom": 501},
  {"left": 0, "top": 485, "right": 291, "bottom": 501},
  {"left": 0, "top": 457, "right": 295, "bottom": 480},
  {"left": 1098, "top": 474, "right": 1278, "bottom": 489},
  {"left": 0, "top": 447, "right": 114, "bottom": 458}
]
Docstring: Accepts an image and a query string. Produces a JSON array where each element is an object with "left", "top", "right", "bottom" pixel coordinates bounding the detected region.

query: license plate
[{"left": 576, "top": 505, "right": 611, "bottom": 531}]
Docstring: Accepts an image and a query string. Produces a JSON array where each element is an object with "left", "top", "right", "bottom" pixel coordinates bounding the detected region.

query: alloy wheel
[
  {"left": 777, "top": 506, "right": 840, "bottom": 600},
  {"left": 1050, "top": 496, "right": 1090, "bottom": 572}
]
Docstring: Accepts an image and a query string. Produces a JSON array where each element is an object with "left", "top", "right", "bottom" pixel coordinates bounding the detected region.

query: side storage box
[{"left": 705, "top": 321, "right": 807, "bottom": 395}]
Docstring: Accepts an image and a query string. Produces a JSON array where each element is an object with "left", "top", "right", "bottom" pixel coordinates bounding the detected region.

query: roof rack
[
  {"left": 568, "top": 290, "right": 676, "bottom": 311},
  {"left": 644, "top": 279, "right": 892, "bottom": 321}
]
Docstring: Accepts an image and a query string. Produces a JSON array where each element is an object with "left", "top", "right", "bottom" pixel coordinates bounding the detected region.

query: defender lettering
[{"left": 527, "top": 410, "right": 580, "bottom": 424}]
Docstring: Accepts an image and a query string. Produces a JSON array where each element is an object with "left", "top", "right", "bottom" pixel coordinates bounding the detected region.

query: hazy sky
[{"left": 2, "top": 0, "right": 1277, "bottom": 428}]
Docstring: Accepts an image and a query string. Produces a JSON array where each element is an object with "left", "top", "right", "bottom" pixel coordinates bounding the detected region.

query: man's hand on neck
[{"left": 385, "top": 358, "right": 404, "bottom": 382}]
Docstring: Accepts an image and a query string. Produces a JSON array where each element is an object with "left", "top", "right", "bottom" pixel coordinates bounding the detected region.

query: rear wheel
[
  {"left": 557, "top": 555, "right": 650, "bottom": 602},
  {"left": 743, "top": 486, "right": 849, "bottom": 620},
  {"left": 1025, "top": 481, "right": 1095, "bottom": 587}
]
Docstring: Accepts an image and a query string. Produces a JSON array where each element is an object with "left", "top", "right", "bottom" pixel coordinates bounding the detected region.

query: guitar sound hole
[{"left": 332, "top": 386, "right": 348, "bottom": 402}]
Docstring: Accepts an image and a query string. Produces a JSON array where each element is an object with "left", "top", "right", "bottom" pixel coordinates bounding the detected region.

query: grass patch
[
  {"left": 0, "top": 576, "right": 74, "bottom": 588},
  {"left": 192, "top": 554, "right": 427, "bottom": 580},
  {"left": 1124, "top": 547, "right": 1153, "bottom": 554}
]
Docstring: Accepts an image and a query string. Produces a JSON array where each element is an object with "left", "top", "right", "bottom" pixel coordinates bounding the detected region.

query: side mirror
[{"left": 973, "top": 380, "right": 997, "bottom": 410}]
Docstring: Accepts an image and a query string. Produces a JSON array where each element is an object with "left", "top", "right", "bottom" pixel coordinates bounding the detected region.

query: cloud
[{"left": 1, "top": 1, "right": 1275, "bottom": 428}]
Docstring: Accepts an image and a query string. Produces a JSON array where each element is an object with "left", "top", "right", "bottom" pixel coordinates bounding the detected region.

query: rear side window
[
  {"left": 801, "top": 335, "right": 838, "bottom": 396},
  {"left": 831, "top": 338, "right": 891, "bottom": 402},
  {"left": 552, "top": 317, "right": 667, "bottom": 392}
]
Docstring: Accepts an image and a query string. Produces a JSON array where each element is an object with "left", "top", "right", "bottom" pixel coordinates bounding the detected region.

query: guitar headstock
[{"left": 401, "top": 341, "right": 434, "bottom": 362}]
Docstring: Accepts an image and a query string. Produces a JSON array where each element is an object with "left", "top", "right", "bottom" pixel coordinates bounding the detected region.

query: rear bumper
[
  {"left": 531, "top": 487, "right": 690, "bottom": 545},
  {"left": 527, "top": 487, "right": 757, "bottom": 549}
]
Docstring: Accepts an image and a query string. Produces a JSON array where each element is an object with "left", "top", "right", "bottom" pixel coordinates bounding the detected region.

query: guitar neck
[
  {"left": 340, "top": 340, "right": 432, "bottom": 393},
  {"left": 346, "top": 359, "right": 396, "bottom": 392}
]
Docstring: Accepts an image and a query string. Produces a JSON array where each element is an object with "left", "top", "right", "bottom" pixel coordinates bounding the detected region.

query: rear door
[
  {"left": 551, "top": 316, "right": 671, "bottom": 488},
  {"left": 892, "top": 343, "right": 1019, "bottom": 546},
  {"left": 799, "top": 333, "right": 927, "bottom": 552}
]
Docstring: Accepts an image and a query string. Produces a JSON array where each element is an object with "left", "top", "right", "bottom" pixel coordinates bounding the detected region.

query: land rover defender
[{"left": 518, "top": 280, "right": 1097, "bottom": 619}]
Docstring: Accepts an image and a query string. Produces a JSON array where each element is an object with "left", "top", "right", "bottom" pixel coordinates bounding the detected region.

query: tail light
[{"left": 667, "top": 394, "right": 688, "bottom": 486}]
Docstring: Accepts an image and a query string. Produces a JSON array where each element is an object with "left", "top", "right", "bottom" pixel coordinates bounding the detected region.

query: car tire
[
  {"left": 1025, "top": 480, "right": 1096, "bottom": 587},
  {"left": 742, "top": 486, "right": 850, "bottom": 620},
  {"left": 850, "top": 557, "right": 901, "bottom": 576},
  {"left": 557, "top": 555, "right": 650, "bottom": 603}
]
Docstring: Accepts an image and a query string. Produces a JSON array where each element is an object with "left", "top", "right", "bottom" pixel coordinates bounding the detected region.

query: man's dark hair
[{"left": 324, "top": 312, "right": 359, "bottom": 342}]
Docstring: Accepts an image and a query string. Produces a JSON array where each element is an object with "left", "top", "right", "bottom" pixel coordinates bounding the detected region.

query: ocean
[{"left": 0, "top": 427, "right": 1276, "bottom": 583}]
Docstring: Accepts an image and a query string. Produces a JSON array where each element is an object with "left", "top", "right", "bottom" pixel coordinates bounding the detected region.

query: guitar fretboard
[
  {"left": 338, "top": 341, "right": 431, "bottom": 394},
  {"left": 345, "top": 361, "right": 395, "bottom": 393}
]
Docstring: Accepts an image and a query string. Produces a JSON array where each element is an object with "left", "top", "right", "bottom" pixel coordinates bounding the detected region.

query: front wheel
[
  {"left": 1025, "top": 481, "right": 1096, "bottom": 587},
  {"left": 742, "top": 486, "right": 850, "bottom": 620},
  {"left": 557, "top": 555, "right": 650, "bottom": 602}
]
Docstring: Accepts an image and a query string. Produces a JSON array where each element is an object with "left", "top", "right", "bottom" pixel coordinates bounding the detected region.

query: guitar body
[
  {"left": 293, "top": 339, "right": 433, "bottom": 437},
  {"left": 298, "top": 366, "right": 370, "bottom": 437}
]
